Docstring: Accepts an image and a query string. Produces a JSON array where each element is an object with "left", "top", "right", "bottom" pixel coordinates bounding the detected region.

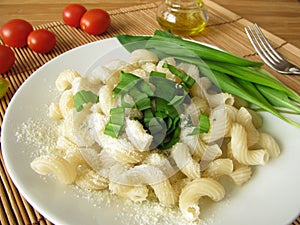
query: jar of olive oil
[{"left": 156, "top": 0, "right": 209, "bottom": 36}]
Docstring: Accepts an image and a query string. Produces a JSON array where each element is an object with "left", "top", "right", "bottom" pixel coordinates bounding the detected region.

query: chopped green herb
[
  {"left": 113, "top": 71, "right": 140, "bottom": 98},
  {"left": 162, "top": 62, "right": 195, "bottom": 88},
  {"left": 149, "top": 71, "right": 166, "bottom": 78},
  {"left": 105, "top": 56, "right": 213, "bottom": 148},
  {"left": 189, "top": 110, "right": 210, "bottom": 135},
  {"left": 128, "top": 88, "right": 151, "bottom": 111},
  {"left": 120, "top": 94, "right": 134, "bottom": 108},
  {"left": 73, "top": 90, "right": 99, "bottom": 112},
  {"left": 148, "top": 117, "right": 167, "bottom": 149},
  {"left": 104, "top": 107, "right": 125, "bottom": 138}
]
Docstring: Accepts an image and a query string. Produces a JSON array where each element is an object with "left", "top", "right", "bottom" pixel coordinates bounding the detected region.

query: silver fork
[{"left": 245, "top": 23, "right": 300, "bottom": 75}]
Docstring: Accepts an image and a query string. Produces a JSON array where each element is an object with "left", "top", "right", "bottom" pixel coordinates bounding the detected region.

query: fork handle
[{"left": 289, "top": 67, "right": 300, "bottom": 75}]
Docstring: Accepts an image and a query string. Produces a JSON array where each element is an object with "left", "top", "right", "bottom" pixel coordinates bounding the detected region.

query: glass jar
[{"left": 156, "top": 0, "right": 209, "bottom": 36}]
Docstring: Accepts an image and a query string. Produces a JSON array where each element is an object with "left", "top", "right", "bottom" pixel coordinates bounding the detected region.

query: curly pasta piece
[
  {"left": 230, "top": 123, "right": 269, "bottom": 165},
  {"left": 180, "top": 126, "right": 206, "bottom": 160},
  {"left": 224, "top": 104, "right": 238, "bottom": 122},
  {"left": 108, "top": 163, "right": 149, "bottom": 203},
  {"left": 48, "top": 103, "right": 63, "bottom": 119},
  {"left": 61, "top": 109, "right": 95, "bottom": 147},
  {"left": 229, "top": 166, "right": 252, "bottom": 186},
  {"left": 207, "top": 92, "right": 235, "bottom": 108},
  {"left": 109, "top": 183, "right": 149, "bottom": 202},
  {"left": 247, "top": 109, "right": 263, "bottom": 129},
  {"left": 98, "top": 135, "right": 145, "bottom": 164},
  {"left": 79, "top": 147, "right": 106, "bottom": 175},
  {"left": 171, "top": 142, "right": 201, "bottom": 179},
  {"left": 177, "top": 63, "right": 200, "bottom": 81},
  {"left": 61, "top": 110, "right": 76, "bottom": 142},
  {"left": 65, "top": 149, "right": 87, "bottom": 168},
  {"left": 59, "top": 89, "right": 74, "bottom": 118},
  {"left": 31, "top": 155, "right": 76, "bottom": 184},
  {"left": 143, "top": 152, "right": 177, "bottom": 178},
  {"left": 190, "top": 76, "right": 213, "bottom": 100},
  {"left": 129, "top": 49, "right": 159, "bottom": 65},
  {"left": 55, "top": 69, "right": 80, "bottom": 92},
  {"left": 76, "top": 169, "right": 108, "bottom": 190},
  {"left": 89, "top": 59, "right": 128, "bottom": 85},
  {"left": 199, "top": 77, "right": 212, "bottom": 92},
  {"left": 236, "top": 107, "right": 260, "bottom": 147},
  {"left": 179, "top": 178, "right": 225, "bottom": 221},
  {"left": 203, "top": 158, "right": 233, "bottom": 179},
  {"left": 129, "top": 68, "right": 149, "bottom": 79},
  {"left": 156, "top": 57, "right": 177, "bottom": 81},
  {"left": 200, "top": 144, "right": 223, "bottom": 170},
  {"left": 117, "top": 165, "right": 177, "bottom": 207},
  {"left": 98, "top": 84, "right": 117, "bottom": 116},
  {"left": 72, "top": 77, "right": 99, "bottom": 95},
  {"left": 169, "top": 172, "right": 192, "bottom": 201},
  {"left": 201, "top": 105, "right": 231, "bottom": 143},
  {"left": 141, "top": 62, "right": 157, "bottom": 73},
  {"left": 258, "top": 132, "right": 280, "bottom": 158}
]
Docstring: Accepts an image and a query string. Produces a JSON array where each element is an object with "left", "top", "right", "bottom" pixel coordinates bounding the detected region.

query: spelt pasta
[
  {"left": 76, "top": 169, "right": 109, "bottom": 190},
  {"left": 236, "top": 107, "right": 260, "bottom": 147},
  {"left": 202, "top": 158, "right": 234, "bottom": 179},
  {"left": 230, "top": 123, "right": 270, "bottom": 165},
  {"left": 171, "top": 142, "right": 201, "bottom": 179},
  {"left": 179, "top": 178, "right": 225, "bottom": 221},
  {"left": 58, "top": 89, "right": 74, "bottom": 118},
  {"left": 258, "top": 132, "right": 280, "bottom": 158},
  {"left": 97, "top": 134, "right": 145, "bottom": 164},
  {"left": 201, "top": 105, "right": 231, "bottom": 143},
  {"left": 98, "top": 84, "right": 117, "bottom": 116},
  {"left": 229, "top": 165, "right": 252, "bottom": 186},
  {"left": 31, "top": 155, "right": 77, "bottom": 184},
  {"left": 30, "top": 49, "right": 281, "bottom": 222},
  {"left": 55, "top": 69, "right": 80, "bottom": 92},
  {"left": 48, "top": 102, "right": 62, "bottom": 119}
]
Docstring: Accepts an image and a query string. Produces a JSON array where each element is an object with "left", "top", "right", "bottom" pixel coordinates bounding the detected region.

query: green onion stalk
[{"left": 115, "top": 30, "right": 300, "bottom": 128}]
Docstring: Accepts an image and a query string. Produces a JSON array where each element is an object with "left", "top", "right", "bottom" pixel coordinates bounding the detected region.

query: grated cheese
[
  {"left": 15, "top": 117, "right": 59, "bottom": 157},
  {"left": 15, "top": 115, "right": 217, "bottom": 225}
]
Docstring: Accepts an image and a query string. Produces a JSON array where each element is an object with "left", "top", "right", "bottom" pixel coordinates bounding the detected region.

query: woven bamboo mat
[{"left": 0, "top": 1, "right": 300, "bottom": 224}]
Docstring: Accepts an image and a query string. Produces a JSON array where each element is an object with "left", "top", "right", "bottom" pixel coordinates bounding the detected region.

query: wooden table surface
[
  {"left": 0, "top": 0, "right": 300, "bottom": 48},
  {"left": 0, "top": 1, "right": 300, "bottom": 225}
]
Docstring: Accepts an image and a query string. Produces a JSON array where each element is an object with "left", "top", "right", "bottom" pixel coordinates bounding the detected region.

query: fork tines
[
  {"left": 245, "top": 23, "right": 300, "bottom": 75},
  {"left": 245, "top": 24, "right": 283, "bottom": 66}
]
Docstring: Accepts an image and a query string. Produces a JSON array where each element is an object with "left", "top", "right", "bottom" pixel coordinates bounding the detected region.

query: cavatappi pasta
[{"left": 30, "top": 49, "right": 281, "bottom": 222}]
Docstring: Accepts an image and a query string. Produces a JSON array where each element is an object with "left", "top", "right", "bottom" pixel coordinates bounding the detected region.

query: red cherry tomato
[
  {"left": 62, "top": 4, "right": 87, "bottom": 28},
  {"left": 27, "top": 29, "right": 56, "bottom": 54},
  {"left": 80, "top": 9, "right": 111, "bottom": 35},
  {"left": 0, "top": 19, "right": 33, "bottom": 47},
  {"left": 0, "top": 45, "right": 15, "bottom": 73}
]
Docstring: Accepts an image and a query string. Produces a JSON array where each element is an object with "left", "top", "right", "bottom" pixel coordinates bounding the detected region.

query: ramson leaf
[{"left": 73, "top": 90, "right": 99, "bottom": 112}]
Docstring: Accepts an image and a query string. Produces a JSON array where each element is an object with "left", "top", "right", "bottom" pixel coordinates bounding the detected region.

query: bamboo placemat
[{"left": 1, "top": 1, "right": 300, "bottom": 224}]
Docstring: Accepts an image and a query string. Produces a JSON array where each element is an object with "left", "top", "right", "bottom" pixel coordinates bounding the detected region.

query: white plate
[{"left": 2, "top": 38, "right": 300, "bottom": 225}]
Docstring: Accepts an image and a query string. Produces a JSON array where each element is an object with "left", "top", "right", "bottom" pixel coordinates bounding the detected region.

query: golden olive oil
[{"left": 156, "top": 0, "right": 209, "bottom": 36}]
